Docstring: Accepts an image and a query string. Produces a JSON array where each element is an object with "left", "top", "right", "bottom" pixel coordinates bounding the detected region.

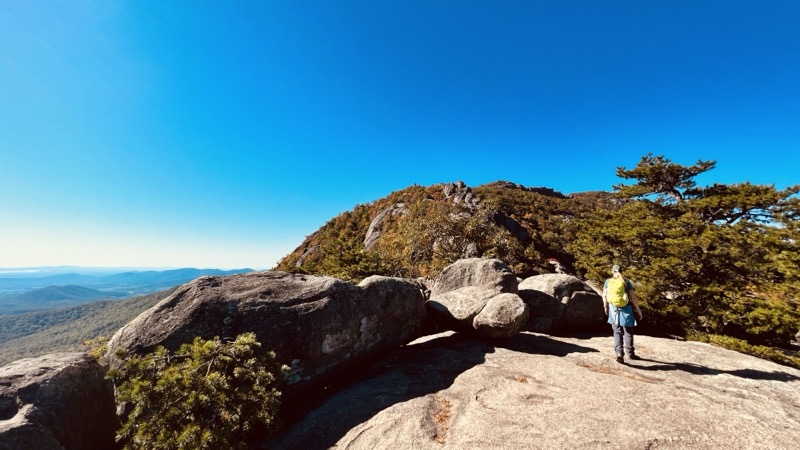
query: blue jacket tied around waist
[{"left": 608, "top": 303, "right": 636, "bottom": 327}]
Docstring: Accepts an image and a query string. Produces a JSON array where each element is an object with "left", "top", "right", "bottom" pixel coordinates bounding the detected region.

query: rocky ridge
[
  {"left": 105, "top": 271, "right": 433, "bottom": 402},
  {"left": 1, "top": 259, "right": 798, "bottom": 449},
  {"left": 277, "top": 180, "right": 616, "bottom": 279}
]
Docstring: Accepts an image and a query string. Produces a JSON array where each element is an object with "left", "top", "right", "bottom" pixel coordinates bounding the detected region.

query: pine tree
[
  {"left": 572, "top": 153, "right": 800, "bottom": 346},
  {"left": 109, "top": 333, "right": 289, "bottom": 450}
]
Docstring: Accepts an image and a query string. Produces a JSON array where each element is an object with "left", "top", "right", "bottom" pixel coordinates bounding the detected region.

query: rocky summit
[{"left": 268, "top": 331, "right": 800, "bottom": 450}]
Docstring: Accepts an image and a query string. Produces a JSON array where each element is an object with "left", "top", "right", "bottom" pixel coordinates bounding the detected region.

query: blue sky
[{"left": 1, "top": 1, "right": 798, "bottom": 270}]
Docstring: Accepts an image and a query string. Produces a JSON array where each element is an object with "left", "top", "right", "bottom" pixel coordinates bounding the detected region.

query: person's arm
[
  {"left": 602, "top": 283, "right": 609, "bottom": 315},
  {"left": 627, "top": 284, "right": 642, "bottom": 319}
]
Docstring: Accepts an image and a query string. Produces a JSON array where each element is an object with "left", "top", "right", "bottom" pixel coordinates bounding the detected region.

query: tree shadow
[
  {"left": 263, "top": 332, "right": 597, "bottom": 449},
  {"left": 625, "top": 357, "right": 800, "bottom": 382}
]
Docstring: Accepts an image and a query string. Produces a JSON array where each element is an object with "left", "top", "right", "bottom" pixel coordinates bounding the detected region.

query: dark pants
[{"left": 611, "top": 322, "right": 635, "bottom": 356}]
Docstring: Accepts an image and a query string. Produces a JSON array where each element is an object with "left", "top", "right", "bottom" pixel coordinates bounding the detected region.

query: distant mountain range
[
  {"left": 1, "top": 285, "right": 125, "bottom": 310},
  {"left": 0, "top": 267, "right": 254, "bottom": 313},
  {"left": 0, "top": 266, "right": 169, "bottom": 278}
]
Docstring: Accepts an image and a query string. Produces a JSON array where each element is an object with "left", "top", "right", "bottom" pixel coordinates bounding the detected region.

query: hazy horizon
[{"left": 0, "top": 265, "right": 258, "bottom": 274}]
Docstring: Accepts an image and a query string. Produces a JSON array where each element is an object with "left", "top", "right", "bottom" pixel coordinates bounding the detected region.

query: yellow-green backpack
[{"left": 607, "top": 277, "right": 629, "bottom": 307}]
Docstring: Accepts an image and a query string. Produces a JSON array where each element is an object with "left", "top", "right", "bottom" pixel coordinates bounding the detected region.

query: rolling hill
[
  {"left": 0, "top": 288, "right": 176, "bottom": 366},
  {"left": 0, "top": 285, "right": 126, "bottom": 312}
]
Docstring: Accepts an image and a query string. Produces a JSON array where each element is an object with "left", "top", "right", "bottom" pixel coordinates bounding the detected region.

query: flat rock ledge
[{"left": 268, "top": 333, "right": 800, "bottom": 450}]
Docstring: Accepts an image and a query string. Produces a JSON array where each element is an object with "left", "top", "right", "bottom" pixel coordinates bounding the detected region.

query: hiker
[{"left": 602, "top": 264, "right": 643, "bottom": 363}]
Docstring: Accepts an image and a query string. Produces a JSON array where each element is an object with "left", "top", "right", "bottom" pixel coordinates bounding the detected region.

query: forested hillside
[
  {"left": 0, "top": 285, "right": 127, "bottom": 312},
  {"left": 0, "top": 288, "right": 174, "bottom": 366},
  {"left": 277, "top": 154, "right": 800, "bottom": 359}
]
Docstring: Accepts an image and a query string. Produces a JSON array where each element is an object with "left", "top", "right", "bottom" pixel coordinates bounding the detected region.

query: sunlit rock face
[
  {"left": 106, "top": 271, "right": 431, "bottom": 401},
  {"left": 270, "top": 332, "right": 800, "bottom": 450}
]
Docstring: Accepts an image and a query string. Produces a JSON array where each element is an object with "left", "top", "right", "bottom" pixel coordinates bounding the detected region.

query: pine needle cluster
[{"left": 108, "top": 333, "right": 289, "bottom": 450}]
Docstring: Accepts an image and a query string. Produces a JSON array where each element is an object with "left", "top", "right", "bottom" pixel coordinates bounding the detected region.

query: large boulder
[
  {"left": 472, "top": 293, "right": 529, "bottom": 339},
  {"left": 0, "top": 353, "right": 118, "bottom": 450},
  {"left": 516, "top": 288, "right": 562, "bottom": 333},
  {"left": 561, "top": 291, "right": 605, "bottom": 327},
  {"left": 426, "top": 287, "right": 528, "bottom": 339},
  {"left": 430, "top": 258, "right": 518, "bottom": 298},
  {"left": 519, "top": 273, "right": 589, "bottom": 300},
  {"left": 518, "top": 274, "right": 605, "bottom": 332},
  {"left": 426, "top": 287, "right": 497, "bottom": 332},
  {"left": 106, "top": 271, "right": 430, "bottom": 402}
]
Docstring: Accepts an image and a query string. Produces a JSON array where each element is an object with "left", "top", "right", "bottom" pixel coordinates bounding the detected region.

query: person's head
[{"left": 611, "top": 264, "right": 621, "bottom": 277}]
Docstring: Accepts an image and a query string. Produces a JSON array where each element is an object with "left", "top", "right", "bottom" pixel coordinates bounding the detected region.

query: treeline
[
  {"left": 276, "top": 154, "right": 800, "bottom": 357},
  {"left": 0, "top": 288, "right": 174, "bottom": 366}
]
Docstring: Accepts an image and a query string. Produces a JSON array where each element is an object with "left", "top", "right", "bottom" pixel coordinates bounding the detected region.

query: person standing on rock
[{"left": 602, "top": 264, "right": 643, "bottom": 363}]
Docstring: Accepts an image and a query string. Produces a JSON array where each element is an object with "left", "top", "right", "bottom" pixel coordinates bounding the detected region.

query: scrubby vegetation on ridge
[
  {"left": 276, "top": 154, "right": 800, "bottom": 365},
  {"left": 276, "top": 182, "right": 616, "bottom": 280}
]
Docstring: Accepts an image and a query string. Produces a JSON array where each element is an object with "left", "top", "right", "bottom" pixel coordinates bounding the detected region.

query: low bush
[{"left": 108, "top": 333, "right": 289, "bottom": 450}]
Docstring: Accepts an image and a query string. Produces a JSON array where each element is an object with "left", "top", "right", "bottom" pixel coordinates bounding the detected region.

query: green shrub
[
  {"left": 689, "top": 333, "right": 800, "bottom": 370},
  {"left": 108, "top": 333, "right": 289, "bottom": 450}
]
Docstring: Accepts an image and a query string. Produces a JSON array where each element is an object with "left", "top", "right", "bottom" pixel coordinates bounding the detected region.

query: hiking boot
[
  {"left": 628, "top": 353, "right": 642, "bottom": 360},
  {"left": 616, "top": 354, "right": 624, "bottom": 363}
]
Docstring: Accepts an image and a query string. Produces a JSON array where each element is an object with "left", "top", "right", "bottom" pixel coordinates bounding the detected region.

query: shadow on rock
[
  {"left": 627, "top": 357, "right": 800, "bottom": 382},
  {"left": 264, "top": 332, "right": 598, "bottom": 449},
  {"left": 494, "top": 332, "right": 601, "bottom": 357},
  {"left": 264, "top": 333, "right": 488, "bottom": 449}
]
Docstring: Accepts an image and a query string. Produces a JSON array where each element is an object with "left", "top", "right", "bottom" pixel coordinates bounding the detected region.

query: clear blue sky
[{"left": 1, "top": 1, "right": 798, "bottom": 270}]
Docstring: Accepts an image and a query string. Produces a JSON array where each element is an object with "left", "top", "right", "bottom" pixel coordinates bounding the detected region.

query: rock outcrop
[
  {"left": 269, "top": 332, "right": 800, "bottom": 449},
  {"left": 294, "top": 244, "right": 319, "bottom": 268},
  {"left": 472, "top": 293, "right": 529, "bottom": 338},
  {"left": 518, "top": 273, "right": 605, "bottom": 333},
  {"left": 430, "top": 258, "right": 518, "bottom": 298},
  {"left": 0, "top": 353, "right": 117, "bottom": 450},
  {"left": 426, "top": 259, "right": 528, "bottom": 338},
  {"left": 106, "top": 271, "right": 430, "bottom": 401},
  {"left": 519, "top": 273, "right": 590, "bottom": 300},
  {"left": 363, "top": 203, "right": 408, "bottom": 249},
  {"left": 442, "top": 181, "right": 479, "bottom": 208},
  {"left": 426, "top": 287, "right": 528, "bottom": 339}
]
